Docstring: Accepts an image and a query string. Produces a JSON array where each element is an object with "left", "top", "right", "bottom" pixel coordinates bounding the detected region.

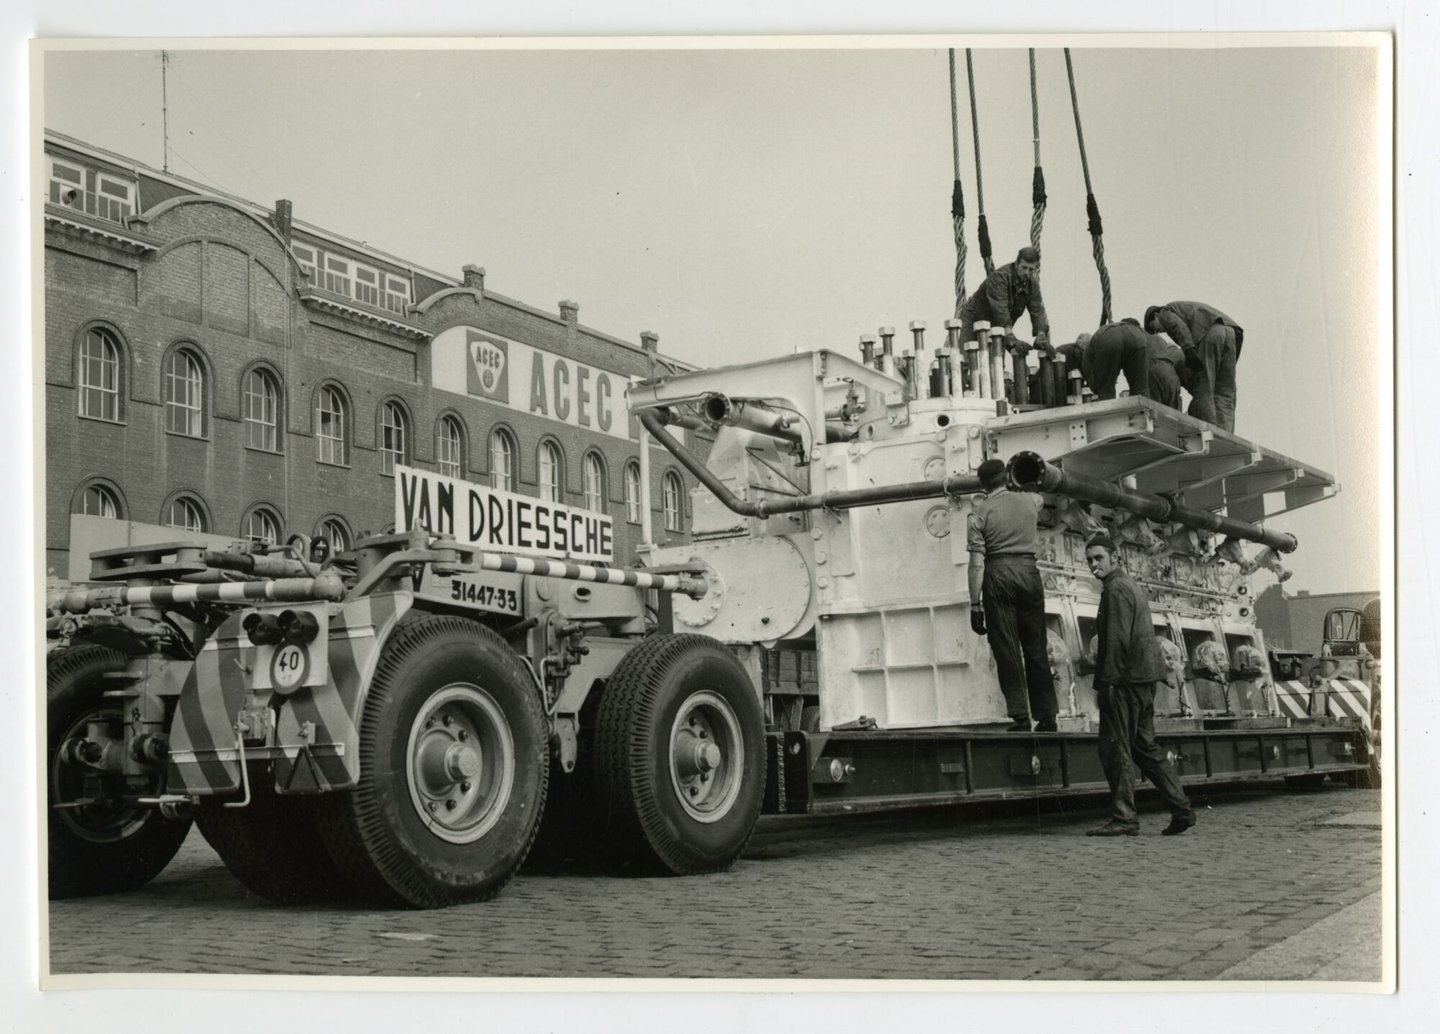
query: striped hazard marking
[
  {"left": 1324, "top": 677, "right": 1375, "bottom": 734},
  {"left": 1274, "top": 680, "right": 1316, "bottom": 720}
]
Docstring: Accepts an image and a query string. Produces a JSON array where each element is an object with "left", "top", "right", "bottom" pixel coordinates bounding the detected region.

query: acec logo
[{"left": 467, "top": 332, "right": 509, "bottom": 402}]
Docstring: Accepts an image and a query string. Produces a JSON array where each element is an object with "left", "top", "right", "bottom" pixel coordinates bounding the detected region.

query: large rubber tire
[
  {"left": 316, "top": 615, "right": 548, "bottom": 908},
  {"left": 47, "top": 645, "right": 192, "bottom": 898},
  {"left": 195, "top": 775, "right": 352, "bottom": 905},
  {"left": 594, "top": 634, "right": 766, "bottom": 875},
  {"left": 1349, "top": 690, "right": 1382, "bottom": 789}
]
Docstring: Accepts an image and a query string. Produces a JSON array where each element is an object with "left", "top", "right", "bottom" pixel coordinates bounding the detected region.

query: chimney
[
  {"left": 559, "top": 299, "right": 580, "bottom": 324},
  {"left": 273, "top": 199, "right": 293, "bottom": 242},
  {"left": 462, "top": 264, "right": 486, "bottom": 295},
  {"left": 640, "top": 331, "right": 659, "bottom": 354}
]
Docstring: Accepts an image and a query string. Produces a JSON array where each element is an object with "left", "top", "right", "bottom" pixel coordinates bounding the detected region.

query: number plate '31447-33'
[{"left": 448, "top": 577, "right": 520, "bottom": 615}]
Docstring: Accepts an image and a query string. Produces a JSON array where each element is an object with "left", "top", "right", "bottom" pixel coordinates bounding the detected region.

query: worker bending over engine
[{"left": 1143, "top": 301, "right": 1244, "bottom": 431}]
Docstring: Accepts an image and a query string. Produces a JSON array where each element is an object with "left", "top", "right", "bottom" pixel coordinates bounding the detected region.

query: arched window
[
  {"left": 379, "top": 400, "right": 409, "bottom": 475},
  {"left": 539, "top": 441, "right": 562, "bottom": 503},
  {"left": 662, "top": 471, "right": 683, "bottom": 532},
  {"left": 436, "top": 415, "right": 464, "bottom": 479},
  {"left": 243, "top": 368, "right": 281, "bottom": 452},
  {"left": 624, "top": 462, "right": 642, "bottom": 523},
  {"left": 316, "top": 385, "right": 348, "bottom": 465},
  {"left": 490, "top": 428, "right": 515, "bottom": 492},
  {"left": 243, "top": 506, "right": 283, "bottom": 545},
  {"left": 582, "top": 453, "right": 605, "bottom": 513},
  {"left": 317, "top": 516, "right": 352, "bottom": 554},
  {"left": 76, "top": 482, "right": 121, "bottom": 519},
  {"left": 164, "top": 346, "right": 205, "bottom": 437},
  {"left": 164, "top": 494, "right": 207, "bottom": 534},
  {"left": 78, "top": 328, "right": 121, "bottom": 422}
]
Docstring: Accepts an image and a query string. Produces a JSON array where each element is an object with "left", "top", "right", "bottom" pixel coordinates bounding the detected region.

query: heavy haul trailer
[
  {"left": 627, "top": 347, "right": 1375, "bottom": 816},
  {"left": 43, "top": 347, "right": 1373, "bottom": 910}
]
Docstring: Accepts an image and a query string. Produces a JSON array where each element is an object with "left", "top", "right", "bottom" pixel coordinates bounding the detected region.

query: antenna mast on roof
[{"left": 161, "top": 50, "right": 170, "bottom": 173}]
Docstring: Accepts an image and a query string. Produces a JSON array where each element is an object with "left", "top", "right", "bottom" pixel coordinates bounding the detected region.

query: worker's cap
[
  {"left": 1119, "top": 316, "right": 1140, "bottom": 328},
  {"left": 1016, "top": 246, "right": 1041, "bottom": 264},
  {"left": 977, "top": 459, "right": 1006, "bottom": 484},
  {"left": 1084, "top": 532, "right": 1119, "bottom": 554},
  {"left": 1143, "top": 305, "right": 1161, "bottom": 330}
]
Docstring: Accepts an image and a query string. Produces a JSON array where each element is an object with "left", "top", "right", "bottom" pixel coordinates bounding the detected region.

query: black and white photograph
[{"left": 12, "top": 5, "right": 1429, "bottom": 1024}]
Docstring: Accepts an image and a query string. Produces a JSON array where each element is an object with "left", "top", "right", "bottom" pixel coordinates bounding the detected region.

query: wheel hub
[
  {"left": 405, "top": 686, "right": 515, "bottom": 845},
  {"left": 667, "top": 690, "right": 745, "bottom": 823}
]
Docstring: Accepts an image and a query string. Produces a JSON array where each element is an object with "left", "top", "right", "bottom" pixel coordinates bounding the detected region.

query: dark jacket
[
  {"left": 1093, "top": 566, "right": 1169, "bottom": 687},
  {"left": 1143, "top": 301, "right": 1245, "bottom": 359},
  {"left": 961, "top": 262, "right": 1049, "bottom": 337}
]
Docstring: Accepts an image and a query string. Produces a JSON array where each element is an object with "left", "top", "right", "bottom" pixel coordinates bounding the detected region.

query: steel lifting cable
[
  {"left": 965, "top": 49, "right": 994, "bottom": 277},
  {"left": 947, "top": 50, "right": 969, "bottom": 317},
  {"left": 1028, "top": 49, "right": 1047, "bottom": 252},
  {"left": 1064, "top": 47, "right": 1112, "bottom": 324}
]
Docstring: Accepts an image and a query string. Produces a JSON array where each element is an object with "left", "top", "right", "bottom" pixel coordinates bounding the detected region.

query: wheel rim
[
  {"left": 405, "top": 683, "right": 516, "bottom": 845},
  {"left": 50, "top": 706, "right": 152, "bottom": 843},
  {"left": 668, "top": 689, "right": 744, "bottom": 823}
]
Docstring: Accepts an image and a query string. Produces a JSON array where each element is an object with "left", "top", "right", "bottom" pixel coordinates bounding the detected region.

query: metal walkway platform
[{"left": 987, "top": 397, "right": 1336, "bottom": 524}]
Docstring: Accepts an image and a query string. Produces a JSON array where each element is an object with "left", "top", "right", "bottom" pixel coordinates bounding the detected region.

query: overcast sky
[{"left": 39, "top": 39, "right": 1385, "bottom": 594}]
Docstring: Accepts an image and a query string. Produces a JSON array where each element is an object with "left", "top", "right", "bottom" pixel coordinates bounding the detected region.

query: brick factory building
[{"left": 42, "top": 129, "right": 704, "bottom": 582}]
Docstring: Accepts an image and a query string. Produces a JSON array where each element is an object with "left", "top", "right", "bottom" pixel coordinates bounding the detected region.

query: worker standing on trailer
[
  {"left": 967, "top": 459, "right": 1059, "bottom": 733},
  {"left": 1143, "top": 301, "right": 1244, "bottom": 431},
  {"left": 1083, "top": 533, "right": 1197, "bottom": 837},
  {"left": 958, "top": 246, "right": 1051, "bottom": 358}
]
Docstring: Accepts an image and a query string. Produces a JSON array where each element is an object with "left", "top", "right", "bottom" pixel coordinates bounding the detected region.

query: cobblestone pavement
[{"left": 45, "top": 783, "right": 1383, "bottom": 983}]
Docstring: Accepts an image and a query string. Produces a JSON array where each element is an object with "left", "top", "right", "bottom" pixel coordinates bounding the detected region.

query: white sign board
[
  {"left": 432, "top": 325, "right": 630, "bottom": 441},
  {"left": 395, "top": 464, "right": 614, "bottom": 563}
]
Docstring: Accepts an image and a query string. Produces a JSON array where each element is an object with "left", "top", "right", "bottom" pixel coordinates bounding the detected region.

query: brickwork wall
[{"left": 44, "top": 159, "right": 705, "bottom": 579}]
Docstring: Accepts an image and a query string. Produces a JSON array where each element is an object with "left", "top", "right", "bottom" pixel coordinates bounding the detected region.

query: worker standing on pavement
[
  {"left": 967, "top": 459, "right": 1059, "bottom": 733},
  {"left": 958, "top": 246, "right": 1051, "bottom": 360},
  {"left": 1143, "top": 301, "right": 1244, "bottom": 431},
  {"left": 1083, "top": 533, "right": 1197, "bottom": 837}
]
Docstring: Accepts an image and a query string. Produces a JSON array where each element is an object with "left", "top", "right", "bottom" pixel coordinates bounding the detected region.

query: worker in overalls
[
  {"left": 1143, "top": 301, "right": 1244, "bottom": 431},
  {"left": 958, "top": 246, "right": 1051, "bottom": 359},
  {"left": 1053, "top": 318, "right": 1185, "bottom": 409},
  {"left": 1083, "top": 533, "right": 1197, "bottom": 836},
  {"left": 967, "top": 459, "right": 1059, "bottom": 732}
]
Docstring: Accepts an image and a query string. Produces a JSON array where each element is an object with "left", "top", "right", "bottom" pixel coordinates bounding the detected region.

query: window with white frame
[
  {"left": 436, "top": 415, "right": 464, "bottom": 479},
  {"left": 662, "top": 472, "right": 683, "bottom": 532},
  {"left": 583, "top": 453, "right": 605, "bottom": 513},
  {"left": 354, "top": 264, "right": 381, "bottom": 307},
  {"left": 383, "top": 273, "right": 411, "bottom": 314},
  {"left": 380, "top": 401, "right": 408, "bottom": 475},
  {"left": 243, "top": 368, "right": 280, "bottom": 451},
  {"left": 624, "top": 462, "right": 642, "bottom": 523},
  {"left": 539, "top": 442, "right": 562, "bottom": 503},
  {"left": 165, "top": 496, "right": 207, "bottom": 534},
  {"left": 292, "top": 242, "right": 318, "bottom": 284},
  {"left": 490, "top": 430, "right": 515, "bottom": 491},
  {"left": 316, "top": 385, "right": 347, "bottom": 465},
  {"left": 164, "top": 347, "right": 204, "bottom": 437},
  {"left": 78, "top": 483, "right": 120, "bottom": 519},
  {"left": 322, "top": 254, "right": 352, "bottom": 296},
  {"left": 318, "top": 517, "right": 351, "bottom": 554},
  {"left": 49, "top": 159, "right": 85, "bottom": 210},
  {"left": 78, "top": 328, "right": 121, "bottom": 422},
  {"left": 48, "top": 158, "right": 134, "bottom": 223},
  {"left": 244, "top": 507, "right": 282, "bottom": 545}
]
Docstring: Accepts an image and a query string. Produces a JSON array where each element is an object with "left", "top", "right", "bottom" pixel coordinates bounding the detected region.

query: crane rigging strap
[
  {"left": 965, "top": 49, "right": 994, "bottom": 277},
  {"left": 1029, "top": 49, "right": 1047, "bottom": 252},
  {"left": 1064, "top": 47, "right": 1112, "bottom": 324},
  {"left": 948, "top": 49, "right": 969, "bottom": 317}
]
